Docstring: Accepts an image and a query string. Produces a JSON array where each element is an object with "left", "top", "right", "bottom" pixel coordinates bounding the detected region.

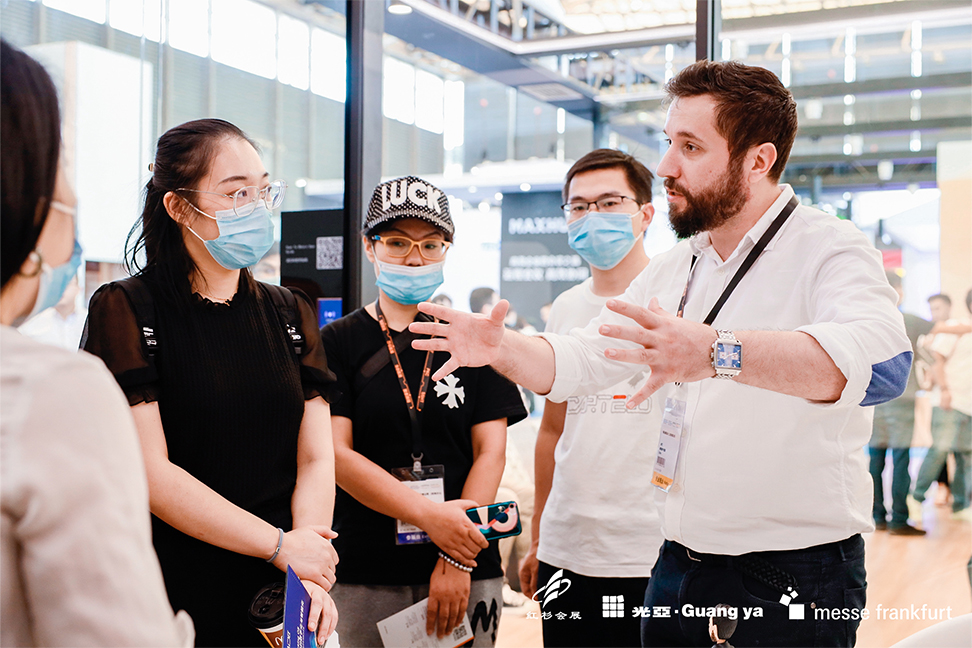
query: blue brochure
[{"left": 284, "top": 566, "right": 317, "bottom": 648}]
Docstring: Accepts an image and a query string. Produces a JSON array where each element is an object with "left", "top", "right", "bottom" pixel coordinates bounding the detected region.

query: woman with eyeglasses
[
  {"left": 1, "top": 40, "right": 190, "bottom": 646},
  {"left": 81, "top": 119, "right": 338, "bottom": 647},
  {"left": 320, "top": 176, "right": 527, "bottom": 647}
]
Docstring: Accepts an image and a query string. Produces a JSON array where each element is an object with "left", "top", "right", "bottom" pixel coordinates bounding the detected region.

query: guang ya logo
[{"left": 533, "top": 569, "right": 572, "bottom": 608}]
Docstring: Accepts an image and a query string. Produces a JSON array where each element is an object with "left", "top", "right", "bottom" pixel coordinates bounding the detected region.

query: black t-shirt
[
  {"left": 321, "top": 307, "right": 527, "bottom": 585},
  {"left": 82, "top": 271, "right": 336, "bottom": 647}
]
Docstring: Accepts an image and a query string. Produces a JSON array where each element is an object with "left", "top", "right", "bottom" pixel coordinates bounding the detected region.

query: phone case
[{"left": 465, "top": 501, "right": 522, "bottom": 541}]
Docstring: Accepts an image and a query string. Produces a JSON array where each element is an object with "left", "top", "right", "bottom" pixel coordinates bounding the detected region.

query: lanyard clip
[{"left": 412, "top": 453, "right": 423, "bottom": 473}]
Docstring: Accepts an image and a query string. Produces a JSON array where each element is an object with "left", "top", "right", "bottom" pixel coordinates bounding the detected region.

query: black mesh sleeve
[
  {"left": 291, "top": 288, "right": 339, "bottom": 402},
  {"left": 81, "top": 283, "right": 159, "bottom": 406}
]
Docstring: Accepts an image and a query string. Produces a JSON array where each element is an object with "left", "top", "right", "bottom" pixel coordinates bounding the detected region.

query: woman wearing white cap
[{"left": 321, "top": 176, "right": 527, "bottom": 647}]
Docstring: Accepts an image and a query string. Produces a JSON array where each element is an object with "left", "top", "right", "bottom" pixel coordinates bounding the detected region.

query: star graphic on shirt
[{"left": 434, "top": 374, "right": 465, "bottom": 409}]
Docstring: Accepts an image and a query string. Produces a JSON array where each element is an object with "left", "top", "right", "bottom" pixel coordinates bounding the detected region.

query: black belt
[{"left": 668, "top": 535, "right": 862, "bottom": 606}]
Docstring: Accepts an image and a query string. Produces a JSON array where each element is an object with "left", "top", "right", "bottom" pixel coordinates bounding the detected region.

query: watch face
[{"left": 715, "top": 342, "right": 742, "bottom": 369}]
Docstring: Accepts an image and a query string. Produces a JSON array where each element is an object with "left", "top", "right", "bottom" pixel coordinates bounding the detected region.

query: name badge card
[
  {"left": 651, "top": 395, "right": 686, "bottom": 492},
  {"left": 390, "top": 464, "right": 445, "bottom": 545}
]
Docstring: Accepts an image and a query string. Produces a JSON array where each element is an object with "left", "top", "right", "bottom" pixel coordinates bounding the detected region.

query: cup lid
[{"left": 248, "top": 582, "right": 286, "bottom": 627}]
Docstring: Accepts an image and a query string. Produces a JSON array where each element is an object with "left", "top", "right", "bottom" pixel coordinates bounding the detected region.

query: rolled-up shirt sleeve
[{"left": 795, "top": 223, "right": 912, "bottom": 408}]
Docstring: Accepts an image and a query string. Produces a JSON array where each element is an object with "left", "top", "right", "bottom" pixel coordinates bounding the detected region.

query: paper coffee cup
[{"left": 249, "top": 582, "right": 286, "bottom": 648}]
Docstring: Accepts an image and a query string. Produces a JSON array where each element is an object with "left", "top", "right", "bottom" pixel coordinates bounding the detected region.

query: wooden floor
[{"left": 495, "top": 485, "right": 972, "bottom": 648}]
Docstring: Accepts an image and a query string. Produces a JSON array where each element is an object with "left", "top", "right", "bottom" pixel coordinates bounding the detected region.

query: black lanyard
[
  {"left": 375, "top": 300, "right": 436, "bottom": 470},
  {"left": 676, "top": 195, "right": 799, "bottom": 326}
]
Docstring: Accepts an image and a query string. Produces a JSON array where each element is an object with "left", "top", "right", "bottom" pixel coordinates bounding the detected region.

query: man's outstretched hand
[
  {"left": 410, "top": 300, "right": 510, "bottom": 382},
  {"left": 598, "top": 297, "right": 716, "bottom": 407}
]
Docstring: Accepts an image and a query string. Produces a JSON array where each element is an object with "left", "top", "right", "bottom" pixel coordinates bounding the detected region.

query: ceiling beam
[
  {"left": 797, "top": 117, "right": 971, "bottom": 139},
  {"left": 789, "top": 72, "right": 972, "bottom": 100},
  {"left": 512, "top": 1, "right": 971, "bottom": 57},
  {"left": 787, "top": 150, "right": 937, "bottom": 166},
  {"left": 788, "top": 169, "right": 938, "bottom": 190},
  {"left": 596, "top": 72, "right": 972, "bottom": 117}
]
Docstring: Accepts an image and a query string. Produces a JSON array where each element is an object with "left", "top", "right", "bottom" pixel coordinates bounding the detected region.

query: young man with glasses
[
  {"left": 409, "top": 62, "right": 912, "bottom": 647},
  {"left": 320, "top": 176, "right": 527, "bottom": 647},
  {"left": 518, "top": 149, "right": 661, "bottom": 647}
]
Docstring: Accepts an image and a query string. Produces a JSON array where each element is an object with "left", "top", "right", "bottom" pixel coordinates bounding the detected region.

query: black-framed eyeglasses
[
  {"left": 373, "top": 235, "right": 451, "bottom": 260},
  {"left": 176, "top": 180, "right": 287, "bottom": 219},
  {"left": 561, "top": 195, "right": 637, "bottom": 221}
]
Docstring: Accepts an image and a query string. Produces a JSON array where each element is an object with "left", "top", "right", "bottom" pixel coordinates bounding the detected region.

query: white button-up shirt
[{"left": 542, "top": 185, "right": 912, "bottom": 555}]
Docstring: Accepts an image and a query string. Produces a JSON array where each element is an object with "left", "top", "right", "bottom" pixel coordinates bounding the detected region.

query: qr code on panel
[
  {"left": 316, "top": 236, "right": 343, "bottom": 270},
  {"left": 452, "top": 624, "right": 468, "bottom": 640}
]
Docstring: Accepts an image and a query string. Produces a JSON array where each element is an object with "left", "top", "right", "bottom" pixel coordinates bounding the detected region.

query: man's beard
[{"left": 665, "top": 155, "right": 749, "bottom": 239}]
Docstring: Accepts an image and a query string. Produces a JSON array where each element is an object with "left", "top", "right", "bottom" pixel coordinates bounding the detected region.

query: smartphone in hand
[{"left": 465, "top": 501, "right": 522, "bottom": 541}]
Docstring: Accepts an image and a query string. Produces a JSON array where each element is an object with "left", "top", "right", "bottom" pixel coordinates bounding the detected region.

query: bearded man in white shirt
[{"left": 410, "top": 60, "right": 911, "bottom": 647}]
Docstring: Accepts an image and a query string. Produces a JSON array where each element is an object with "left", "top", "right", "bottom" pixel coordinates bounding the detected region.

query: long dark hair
[
  {"left": 126, "top": 118, "right": 256, "bottom": 304},
  {"left": 1, "top": 40, "right": 61, "bottom": 289}
]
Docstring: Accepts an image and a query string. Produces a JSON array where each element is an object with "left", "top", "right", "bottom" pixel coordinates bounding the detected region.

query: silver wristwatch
[{"left": 711, "top": 329, "right": 742, "bottom": 380}]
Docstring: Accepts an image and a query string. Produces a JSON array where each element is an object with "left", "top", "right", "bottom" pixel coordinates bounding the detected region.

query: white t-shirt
[
  {"left": 930, "top": 324, "right": 971, "bottom": 416},
  {"left": 538, "top": 278, "right": 664, "bottom": 578},
  {"left": 1, "top": 326, "right": 192, "bottom": 647},
  {"left": 541, "top": 185, "right": 912, "bottom": 555}
]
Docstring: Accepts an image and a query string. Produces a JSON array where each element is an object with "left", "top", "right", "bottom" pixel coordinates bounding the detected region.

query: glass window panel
[
  {"left": 278, "top": 14, "right": 310, "bottom": 91},
  {"left": 310, "top": 28, "right": 345, "bottom": 102},
  {"left": 383, "top": 56, "right": 415, "bottom": 125},
  {"left": 414, "top": 69, "right": 444, "bottom": 134},
  {"left": 211, "top": 0, "right": 276, "bottom": 80},
  {"left": 443, "top": 79, "right": 464, "bottom": 150},
  {"left": 108, "top": 0, "right": 162, "bottom": 41},
  {"left": 169, "top": 0, "right": 209, "bottom": 58},
  {"left": 44, "top": 0, "right": 105, "bottom": 24},
  {"left": 108, "top": 0, "right": 141, "bottom": 35}
]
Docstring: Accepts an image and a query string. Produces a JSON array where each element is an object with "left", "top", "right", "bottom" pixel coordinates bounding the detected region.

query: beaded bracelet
[
  {"left": 438, "top": 551, "right": 473, "bottom": 573},
  {"left": 266, "top": 527, "right": 284, "bottom": 563}
]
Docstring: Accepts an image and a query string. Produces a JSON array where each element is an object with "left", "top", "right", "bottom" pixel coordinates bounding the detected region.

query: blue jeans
[
  {"left": 914, "top": 408, "right": 972, "bottom": 512},
  {"left": 868, "top": 447, "right": 912, "bottom": 527},
  {"left": 641, "top": 536, "right": 866, "bottom": 647}
]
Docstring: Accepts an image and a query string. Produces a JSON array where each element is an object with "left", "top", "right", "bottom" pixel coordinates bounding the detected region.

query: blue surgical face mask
[
  {"left": 21, "top": 239, "right": 83, "bottom": 324},
  {"left": 375, "top": 260, "right": 444, "bottom": 305},
  {"left": 187, "top": 203, "right": 275, "bottom": 270},
  {"left": 567, "top": 212, "right": 639, "bottom": 270}
]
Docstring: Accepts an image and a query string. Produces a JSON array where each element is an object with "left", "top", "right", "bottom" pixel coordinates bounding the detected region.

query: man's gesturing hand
[
  {"left": 598, "top": 297, "right": 717, "bottom": 407},
  {"left": 410, "top": 300, "right": 510, "bottom": 382}
]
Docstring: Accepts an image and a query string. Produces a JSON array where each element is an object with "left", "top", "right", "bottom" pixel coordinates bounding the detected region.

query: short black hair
[
  {"left": 1, "top": 40, "right": 62, "bottom": 288},
  {"left": 563, "top": 149, "right": 653, "bottom": 206},
  {"left": 928, "top": 293, "right": 951, "bottom": 306},
  {"left": 469, "top": 287, "right": 497, "bottom": 314},
  {"left": 710, "top": 605, "right": 737, "bottom": 641}
]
